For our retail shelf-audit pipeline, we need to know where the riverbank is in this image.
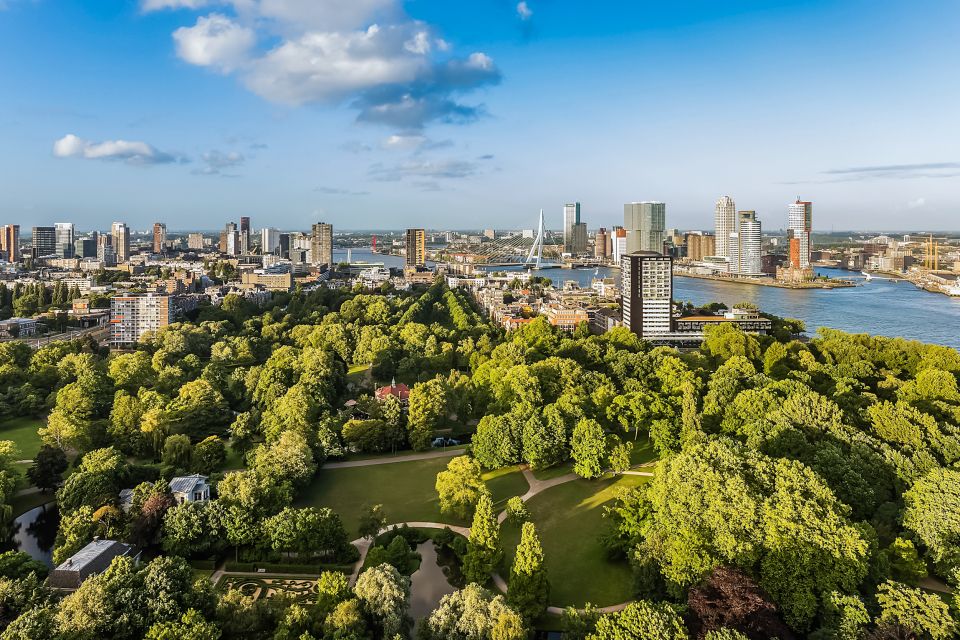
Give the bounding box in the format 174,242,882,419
674,270,857,289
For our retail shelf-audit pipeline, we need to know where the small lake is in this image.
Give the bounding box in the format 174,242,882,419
409,541,457,627
8,502,59,566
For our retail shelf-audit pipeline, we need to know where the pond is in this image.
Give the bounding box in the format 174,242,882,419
408,541,457,626
7,502,59,566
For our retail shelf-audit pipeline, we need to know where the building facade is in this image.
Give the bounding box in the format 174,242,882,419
311,222,333,267
563,202,581,253
220,222,239,256
111,222,130,262
623,202,666,254
1,225,19,263
787,199,813,269
405,228,426,267
595,227,610,258
239,216,251,255
685,232,716,261
714,196,736,259
55,222,75,258
261,228,280,254
187,233,205,250
32,226,56,258
621,251,673,337
732,210,763,275
152,223,166,253
110,293,173,348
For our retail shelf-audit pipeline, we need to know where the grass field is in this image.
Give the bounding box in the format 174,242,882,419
501,473,651,608
0,416,46,460
298,457,530,538
530,434,656,481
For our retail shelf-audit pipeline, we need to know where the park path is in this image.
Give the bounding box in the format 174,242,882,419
323,447,467,469
347,522,471,586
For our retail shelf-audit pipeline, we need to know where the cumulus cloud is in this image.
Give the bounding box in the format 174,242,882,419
52,134,185,165
516,1,532,20
153,0,500,130
195,149,245,175
174,13,256,72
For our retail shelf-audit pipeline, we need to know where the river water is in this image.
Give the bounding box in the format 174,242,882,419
338,249,960,351
8,502,59,565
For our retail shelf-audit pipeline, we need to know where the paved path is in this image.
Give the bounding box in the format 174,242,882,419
347,522,471,586
324,447,467,469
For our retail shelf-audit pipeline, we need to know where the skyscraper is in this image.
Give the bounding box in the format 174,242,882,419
732,210,762,275
621,251,673,337
612,227,627,265
32,226,56,258
54,222,74,258
714,196,736,259
110,293,173,348
787,199,813,269
563,202,581,253
571,222,587,255
1,225,19,263
220,222,239,256
240,216,251,255
262,228,280,254
595,228,609,259
311,222,333,267
187,233,204,250
278,233,291,259
152,223,166,253
111,222,130,262
405,228,426,267
623,202,666,254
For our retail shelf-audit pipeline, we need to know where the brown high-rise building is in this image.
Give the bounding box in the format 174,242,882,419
684,232,716,261
595,227,610,258
1,225,19,263
152,223,166,253
405,228,426,267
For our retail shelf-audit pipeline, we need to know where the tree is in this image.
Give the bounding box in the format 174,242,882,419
358,503,387,542
108,351,155,391
608,438,633,475
162,501,226,558
52,506,96,565
463,493,502,585
436,455,488,519
263,507,350,560
587,600,687,640
875,580,955,640
421,583,525,640
162,434,193,470
315,570,351,616
354,563,410,639
26,445,68,492
703,323,761,363
507,522,549,621
886,538,927,585
505,497,529,525
903,468,960,568
818,592,869,640
571,419,606,479
145,608,221,640
0,551,49,580
191,436,226,475
408,377,449,450
247,431,316,485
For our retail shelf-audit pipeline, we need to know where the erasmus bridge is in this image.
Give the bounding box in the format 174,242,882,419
468,209,562,270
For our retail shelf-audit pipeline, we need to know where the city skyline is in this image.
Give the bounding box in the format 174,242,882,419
3,1,960,230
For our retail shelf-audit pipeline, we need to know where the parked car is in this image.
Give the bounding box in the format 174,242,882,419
431,437,461,448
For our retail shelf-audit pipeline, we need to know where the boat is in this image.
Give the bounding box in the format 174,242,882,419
861,271,873,281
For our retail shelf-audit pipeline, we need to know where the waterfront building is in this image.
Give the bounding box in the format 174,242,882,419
571,222,587,255
732,211,763,275
311,222,333,267
261,228,280,254
788,199,813,269
111,222,130,262
32,226,56,258
620,251,673,337
110,293,174,347
405,228,426,267
563,202,581,253
714,196,736,258
55,222,75,258
1,225,19,263
595,227,610,259
684,232,715,261
152,223,166,254
187,233,205,250
612,227,627,265
624,202,666,254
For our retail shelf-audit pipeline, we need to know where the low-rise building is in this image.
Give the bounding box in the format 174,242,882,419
48,539,139,591
375,379,411,404
0,317,37,337
169,474,211,504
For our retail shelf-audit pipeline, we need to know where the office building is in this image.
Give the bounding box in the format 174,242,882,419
55,222,75,258
731,210,763,275
563,202,581,253
311,222,333,267
97,234,116,266
111,222,130,262
570,222,587,255
595,227,610,259
240,216,251,255
405,228,426,267
621,251,673,338
483,229,495,240
278,233,291,259
624,202,666,254
187,233,205,250
219,222,239,256
152,223,166,254
32,226,56,258
262,228,280,254
787,199,813,269
612,227,627,265
714,196,736,259
76,237,97,259
685,232,716,261
110,293,173,348
1,225,19,263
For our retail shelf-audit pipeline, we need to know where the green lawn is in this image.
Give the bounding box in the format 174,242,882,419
501,473,651,608
9,492,54,517
530,434,656,481
481,465,529,511
298,458,529,538
0,416,46,460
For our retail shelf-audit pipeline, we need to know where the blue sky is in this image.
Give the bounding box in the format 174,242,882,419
1,0,959,232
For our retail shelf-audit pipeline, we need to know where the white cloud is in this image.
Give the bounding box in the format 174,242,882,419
53,134,185,165
381,134,426,150
516,1,532,20
907,197,926,209
142,0,211,11
244,24,427,105
173,13,256,72
195,149,245,175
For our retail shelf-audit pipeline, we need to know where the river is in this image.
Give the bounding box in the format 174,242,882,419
7,502,59,565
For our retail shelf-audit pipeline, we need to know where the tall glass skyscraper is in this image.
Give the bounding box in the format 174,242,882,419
54,222,74,258
714,196,736,259
623,201,665,254
563,202,581,253
787,199,813,269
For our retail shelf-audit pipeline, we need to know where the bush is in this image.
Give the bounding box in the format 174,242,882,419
505,497,529,525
